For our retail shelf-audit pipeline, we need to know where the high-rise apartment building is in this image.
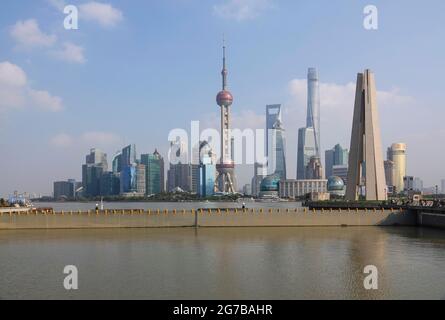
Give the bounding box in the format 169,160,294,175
387,143,407,194
141,150,165,196
297,127,316,179
82,149,107,197
325,144,348,178
54,179,77,199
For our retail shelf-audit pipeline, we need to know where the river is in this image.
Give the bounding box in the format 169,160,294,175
1,225,444,300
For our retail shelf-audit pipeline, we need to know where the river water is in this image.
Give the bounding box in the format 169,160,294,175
1,224,445,300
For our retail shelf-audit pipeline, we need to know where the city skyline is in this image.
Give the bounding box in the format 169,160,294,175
2,0,445,196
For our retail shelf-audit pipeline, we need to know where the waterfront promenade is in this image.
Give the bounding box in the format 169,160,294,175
0,207,417,230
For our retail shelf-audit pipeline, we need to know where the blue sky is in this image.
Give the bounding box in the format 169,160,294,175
1,0,445,196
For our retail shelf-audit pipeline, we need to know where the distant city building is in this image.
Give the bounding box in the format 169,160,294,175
167,163,191,192
112,151,122,174
82,149,107,197
53,179,77,199
251,162,267,197
86,148,108,171
266,104,282,157
387,143,407,194
403,176,414,193
327,176,345,197
266,105,286,179
441,179,445,194
243,184,251,196
346,70,386,201
136,164,146,195
198,141,216,198
141,150,165,196
120,145,137,194
99,172,120,196
268,117,287,180
279,179,327,199
297,127,316,179
413,177,423,192
332,165,348,186
384,160,395,192
120,164,137,194
325,144,348,178
259,175,280,200
305,156,323,180
190,164,200,194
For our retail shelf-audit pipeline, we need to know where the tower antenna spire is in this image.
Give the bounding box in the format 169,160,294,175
222,36,228,90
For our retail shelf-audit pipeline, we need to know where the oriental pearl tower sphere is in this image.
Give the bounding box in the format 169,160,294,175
215,43,236,194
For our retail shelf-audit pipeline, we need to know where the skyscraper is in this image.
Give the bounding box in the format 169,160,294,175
199,141,216,197
384,160,395,193
297,68,321,179
297,127,316,179
266,104,282,157
307,68,321,157
305,156,323,180
136,164,146,195
82,149,107,197
268,116,287,180
120,144,137,194
86,148,108,171
112,151,122,174
141,150,165,196
387,143,407,194
325,144,349,178
215,43,236,193
346,70,386,201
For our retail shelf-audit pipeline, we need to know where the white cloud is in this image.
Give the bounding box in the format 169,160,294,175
50,133,73,147
10,19,57,48
81,131,122,146
79,2,123,28
0,61,28,87
213,0,272,21
28,89,63,112
47,0,66,11
52,42,86,64
50,131,122,150
0,61,63,113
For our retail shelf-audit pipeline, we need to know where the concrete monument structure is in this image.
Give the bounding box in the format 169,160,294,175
346,70,386,201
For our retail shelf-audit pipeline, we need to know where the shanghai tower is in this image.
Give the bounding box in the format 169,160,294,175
307,68,320,157
297,68,321,179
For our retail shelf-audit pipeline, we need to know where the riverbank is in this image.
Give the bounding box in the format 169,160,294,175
0,208,416,230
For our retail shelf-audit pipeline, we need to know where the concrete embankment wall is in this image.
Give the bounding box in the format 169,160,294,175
417,211,445,229
0,208,416,230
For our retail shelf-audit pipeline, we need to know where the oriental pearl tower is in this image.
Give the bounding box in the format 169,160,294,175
215,43,236,193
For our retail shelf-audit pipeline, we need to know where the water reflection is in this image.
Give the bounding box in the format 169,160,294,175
0,227,444,300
